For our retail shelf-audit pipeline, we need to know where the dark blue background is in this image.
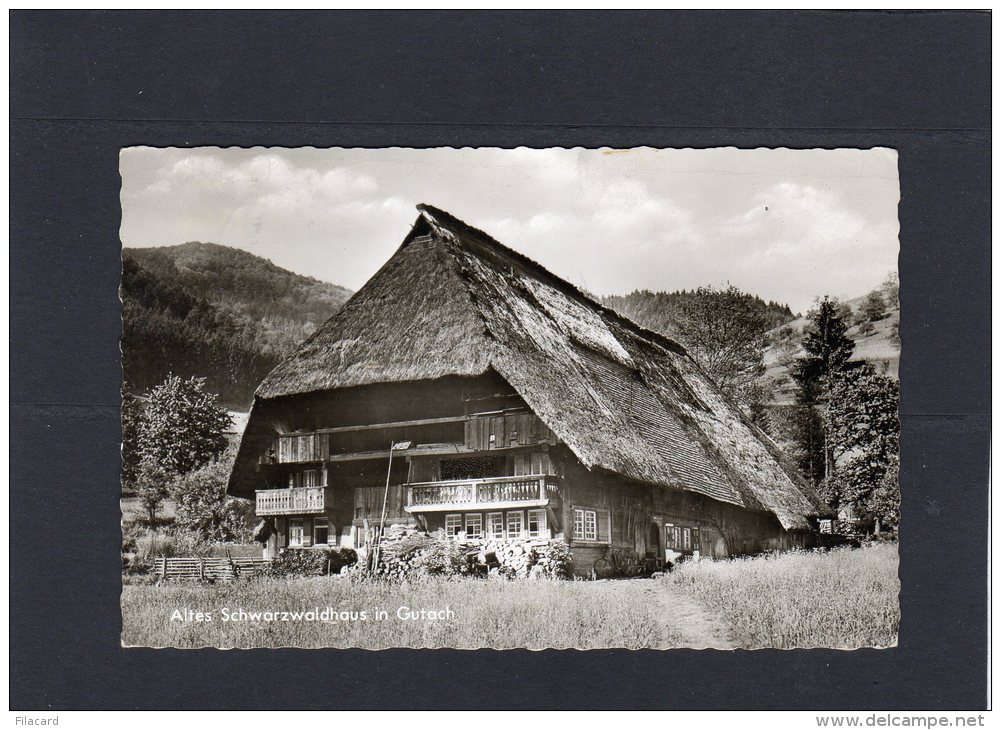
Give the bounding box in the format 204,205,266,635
10,10,990,710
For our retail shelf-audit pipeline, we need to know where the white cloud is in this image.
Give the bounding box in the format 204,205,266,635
120,147,899,312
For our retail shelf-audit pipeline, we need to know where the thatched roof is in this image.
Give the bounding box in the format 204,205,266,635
232,205,829,530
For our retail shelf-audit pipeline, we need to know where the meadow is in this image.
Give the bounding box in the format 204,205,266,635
121,542,899,650
665,541,900,649
121,574,661,649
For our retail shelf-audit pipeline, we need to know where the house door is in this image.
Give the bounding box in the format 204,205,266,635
646,522,661,558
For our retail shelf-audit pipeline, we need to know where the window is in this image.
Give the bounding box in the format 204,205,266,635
445,514,462,539
465,513,483,539
313,517,330,546
506,510,524,539
682,527,691,551
691,528,700,553
573,508,598,542
289,519,304,547
487,512,505,540
527,509,548,538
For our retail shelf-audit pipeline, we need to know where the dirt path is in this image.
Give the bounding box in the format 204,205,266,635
649,579,735,649
605,578,735,649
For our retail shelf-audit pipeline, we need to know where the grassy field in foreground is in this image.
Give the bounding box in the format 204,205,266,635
121,575,660,650
667,542,900,649
122,543,899,650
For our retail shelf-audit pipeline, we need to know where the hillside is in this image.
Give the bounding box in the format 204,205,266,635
599,289,795,342
122,242,351,409
762,293,900,405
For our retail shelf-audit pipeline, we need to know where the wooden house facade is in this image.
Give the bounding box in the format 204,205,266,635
228,205,830,575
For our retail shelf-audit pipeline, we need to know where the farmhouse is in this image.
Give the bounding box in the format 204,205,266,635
227,205,830,574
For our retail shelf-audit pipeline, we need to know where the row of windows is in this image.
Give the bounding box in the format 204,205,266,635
444,509,548,540
286,512,701,551
665,525,700,551
288,517,331,547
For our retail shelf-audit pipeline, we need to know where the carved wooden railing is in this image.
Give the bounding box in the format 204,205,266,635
256,487,325,516
407,475,558,508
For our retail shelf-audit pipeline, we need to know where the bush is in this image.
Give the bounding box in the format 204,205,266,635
535,539,572,579
857,320,876,337
171,453,254,542
256,547,358,578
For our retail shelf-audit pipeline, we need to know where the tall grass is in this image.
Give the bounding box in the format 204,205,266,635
665,542,900,649
121,544,900,650
121,575,661,650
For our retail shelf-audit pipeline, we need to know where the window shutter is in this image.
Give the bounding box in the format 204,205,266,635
596,509,611,543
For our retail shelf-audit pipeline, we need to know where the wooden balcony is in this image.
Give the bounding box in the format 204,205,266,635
405,475,558,513
256,487,325,516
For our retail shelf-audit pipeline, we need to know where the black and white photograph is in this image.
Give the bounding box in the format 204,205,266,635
12,9,990,714
119,146,902,650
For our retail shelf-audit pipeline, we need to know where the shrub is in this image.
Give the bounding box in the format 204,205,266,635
131,457,173,524
534,539,572,579
257,547,358,578
857,320,876,337
171,454,254,542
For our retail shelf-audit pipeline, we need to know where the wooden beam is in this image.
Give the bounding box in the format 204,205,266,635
328,444,473,462
282,415,467,437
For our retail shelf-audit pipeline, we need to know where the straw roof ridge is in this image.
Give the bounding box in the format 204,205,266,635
414,204,689,358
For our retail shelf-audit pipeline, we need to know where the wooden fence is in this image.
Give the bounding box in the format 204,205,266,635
152,557,271,582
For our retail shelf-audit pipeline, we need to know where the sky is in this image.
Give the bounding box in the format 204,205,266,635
120,147,899,314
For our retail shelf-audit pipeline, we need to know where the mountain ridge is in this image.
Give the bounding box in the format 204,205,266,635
122,241,352,409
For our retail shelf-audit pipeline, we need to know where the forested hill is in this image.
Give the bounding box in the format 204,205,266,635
122,242,352,409
599,289,796,341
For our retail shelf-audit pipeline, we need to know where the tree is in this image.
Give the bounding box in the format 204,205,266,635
881,271,900,309
789,297,856,485
136,374,232,477
868,456,901,531
171,452,253,541
121,387,144,486
861,290,888,322
133,457,172,524
672,285,769,414
767,403,827,487
825,364,900,521
792,297,855,401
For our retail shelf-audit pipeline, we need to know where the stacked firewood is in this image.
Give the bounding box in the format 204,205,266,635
359,526,572,579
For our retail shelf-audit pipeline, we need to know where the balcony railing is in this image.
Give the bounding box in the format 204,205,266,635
405,475,558,512
256,487,325,516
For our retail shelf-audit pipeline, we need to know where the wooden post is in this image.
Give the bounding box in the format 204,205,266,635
199,558,205,581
